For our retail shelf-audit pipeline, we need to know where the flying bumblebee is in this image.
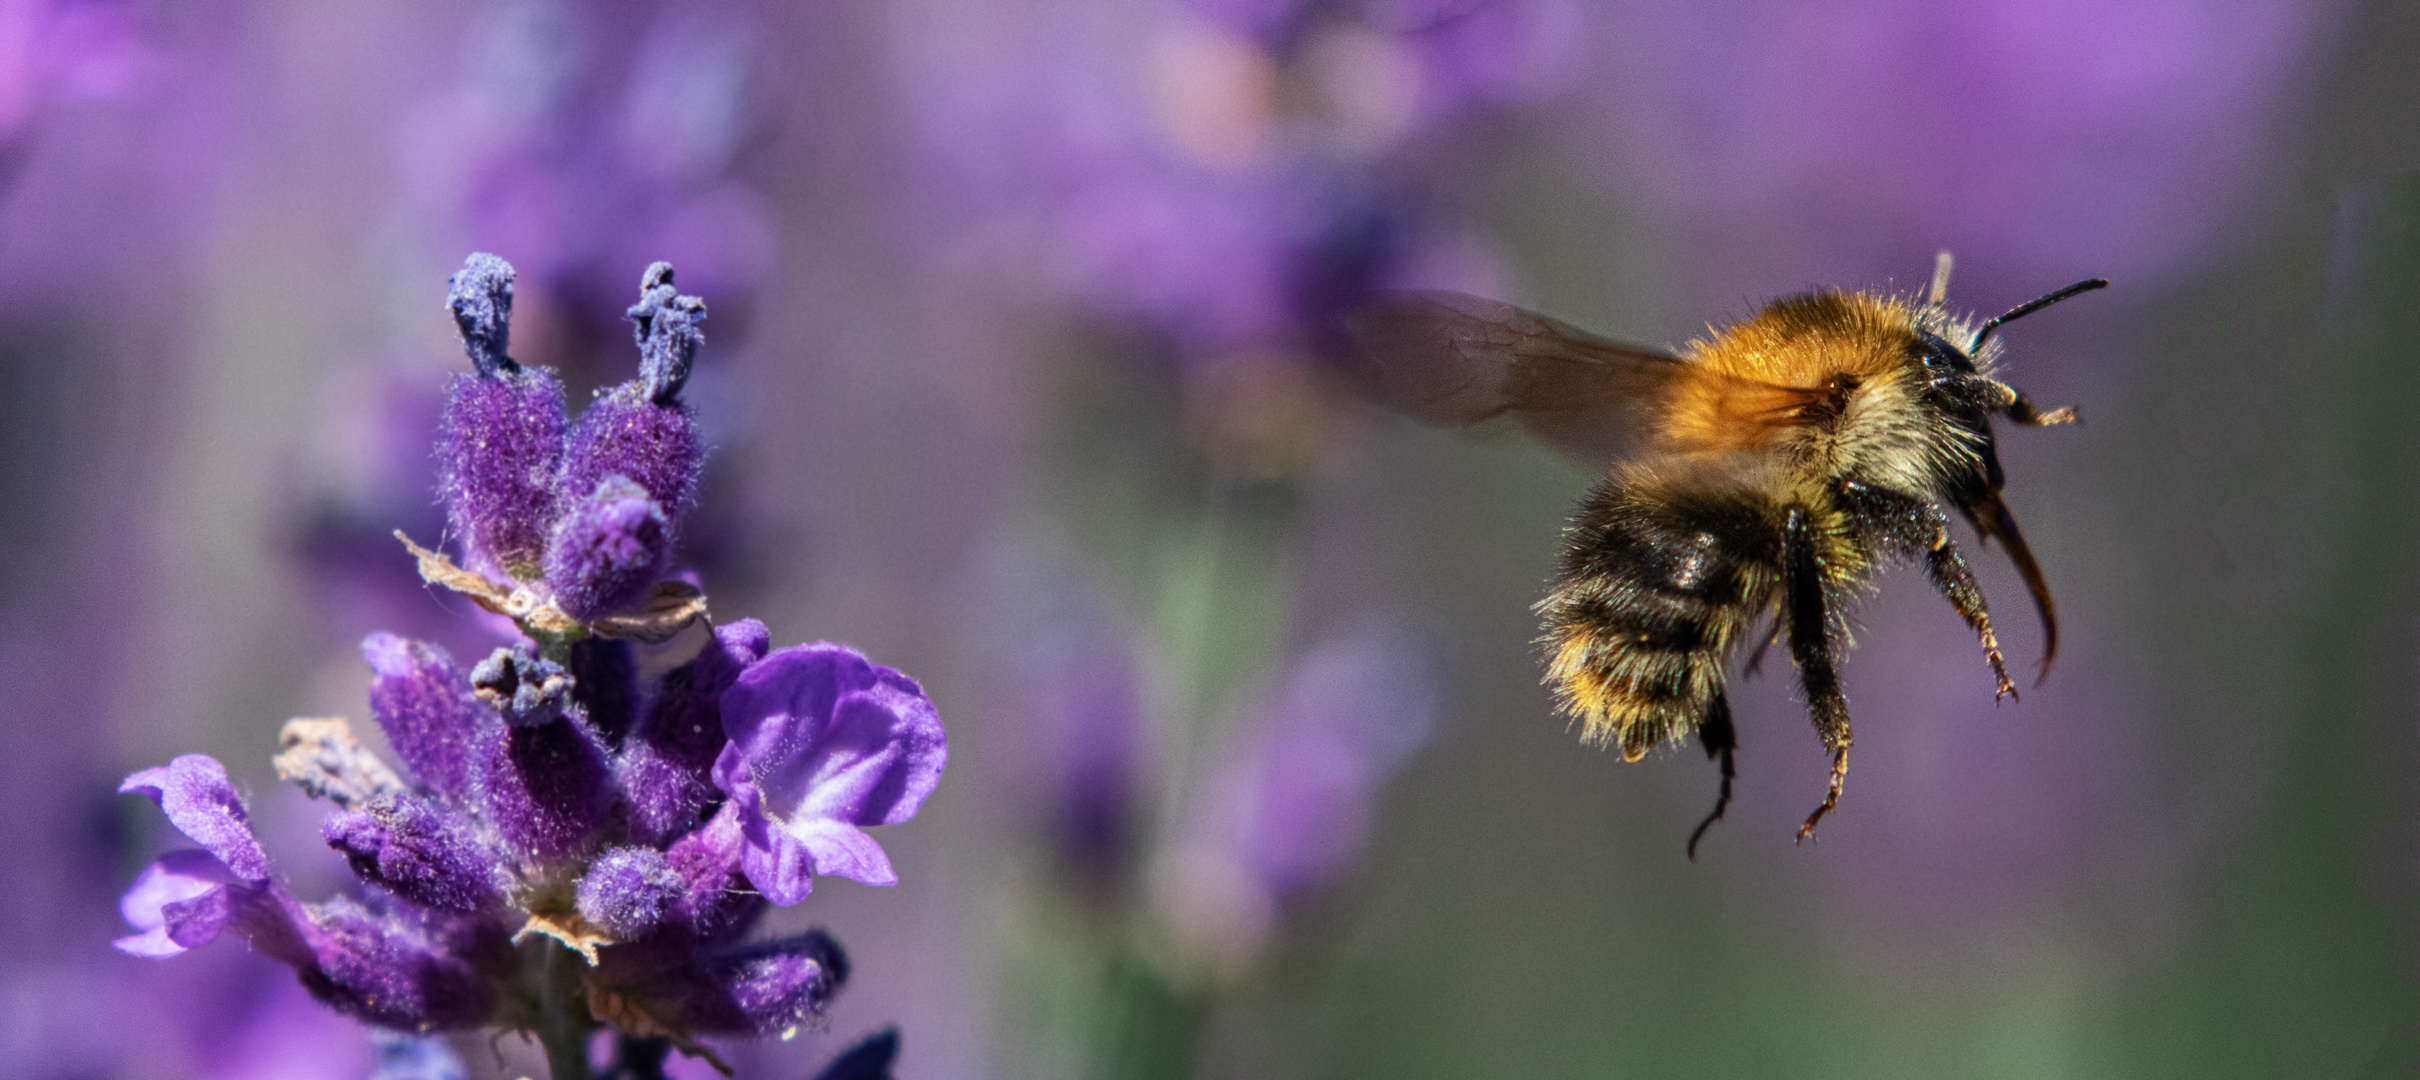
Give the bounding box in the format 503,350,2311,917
1340,254,2102,855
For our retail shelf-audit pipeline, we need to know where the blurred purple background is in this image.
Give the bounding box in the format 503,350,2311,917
7,0,2420,1076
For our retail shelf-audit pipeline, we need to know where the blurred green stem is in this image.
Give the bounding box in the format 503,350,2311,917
1095,952,1209,1080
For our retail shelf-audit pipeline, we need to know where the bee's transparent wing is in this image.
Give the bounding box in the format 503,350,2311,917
1340,290,1777,465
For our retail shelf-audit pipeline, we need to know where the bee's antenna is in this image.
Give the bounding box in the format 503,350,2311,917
1928,250,1955,308
1971,278,2108,351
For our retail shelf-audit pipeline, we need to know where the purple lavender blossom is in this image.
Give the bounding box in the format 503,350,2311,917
646,931,848,1037
545,476,673,623
437,254,570,580
912,0,1553,363
120,755,273,881
1151,622,1438,969
1220,624,1436,898
556,264,707,531
713,644,949,905
117,256,948,1078
364,633,490,801
113,849,254,959
413,2,774,321
621,619,771,844
323,796,506,913
576,846,682,940
470,645,619,861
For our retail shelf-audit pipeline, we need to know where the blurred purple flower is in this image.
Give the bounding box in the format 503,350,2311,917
713,644,950,906
1583,0,2340,285
1210,621,1437,898
970,542,1157,882
406,0,772,319
1150,621,1439,969
0,0,146,140
910,0,1563,361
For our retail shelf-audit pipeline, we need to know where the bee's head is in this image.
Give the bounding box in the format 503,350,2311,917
1908,329,2012,416
1909,275,2105,425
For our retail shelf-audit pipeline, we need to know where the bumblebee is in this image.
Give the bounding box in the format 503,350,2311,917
1341,254,2102,853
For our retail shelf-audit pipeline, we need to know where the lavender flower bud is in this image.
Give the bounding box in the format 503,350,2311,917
656,931,849,1037
658,802,761,940
300,898,495,1031
814,1028,901,1080
567,637,639,747
621,619,769,843
470,646,617,861
575,846,682,940
363,634,490,801
557,264,706,538
543,476,671,623
323,796,504,913
438,253,567,579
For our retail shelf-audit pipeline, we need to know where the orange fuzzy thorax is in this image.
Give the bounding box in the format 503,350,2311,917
1657,292,1926,458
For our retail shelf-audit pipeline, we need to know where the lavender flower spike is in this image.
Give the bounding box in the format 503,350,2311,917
713,644,947,905
438,253,568,579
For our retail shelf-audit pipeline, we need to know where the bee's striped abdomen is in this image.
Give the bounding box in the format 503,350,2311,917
1540,481,1783,758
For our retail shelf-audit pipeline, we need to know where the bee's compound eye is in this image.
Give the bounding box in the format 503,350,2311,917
1912,332,1975,375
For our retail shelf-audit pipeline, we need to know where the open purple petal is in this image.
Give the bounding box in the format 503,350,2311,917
712,643,945,903
114,850,241,957
120,755,271,881
715,644,946,827
787,818,896,889
114,849,319,969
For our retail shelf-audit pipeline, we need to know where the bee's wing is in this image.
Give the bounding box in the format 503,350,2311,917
1339,290,1811,465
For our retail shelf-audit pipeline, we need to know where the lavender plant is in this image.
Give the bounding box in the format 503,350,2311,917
115,254,945,1080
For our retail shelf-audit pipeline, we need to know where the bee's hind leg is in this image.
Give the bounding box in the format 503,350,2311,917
1784,508,1853,844
1687,690,1737,860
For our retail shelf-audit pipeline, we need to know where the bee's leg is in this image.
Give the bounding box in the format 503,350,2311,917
2003,391,2077,427
1923,512,2017,702
1783,508,1852,844
1956,490,2060,684
1687,690,1737,860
